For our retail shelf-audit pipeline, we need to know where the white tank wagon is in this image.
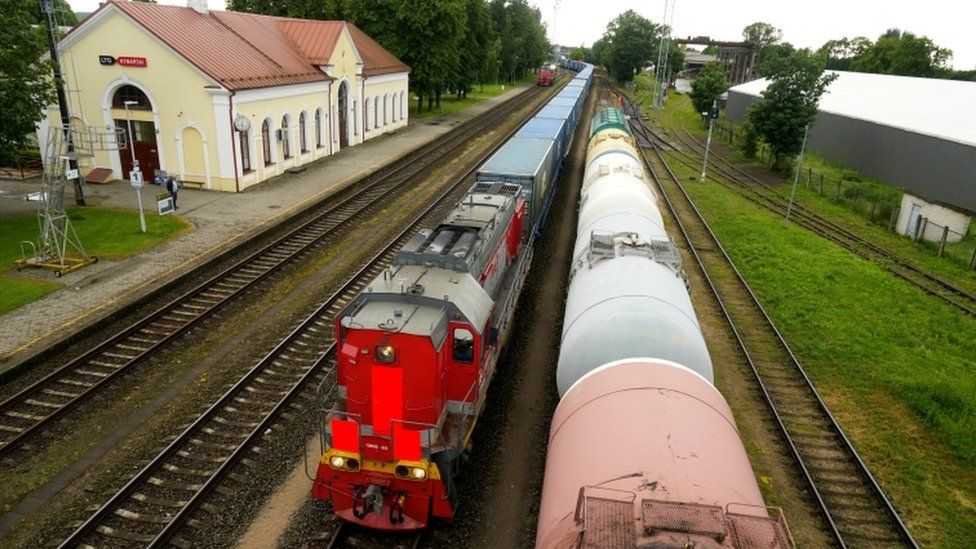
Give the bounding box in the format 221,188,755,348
556,121,712,396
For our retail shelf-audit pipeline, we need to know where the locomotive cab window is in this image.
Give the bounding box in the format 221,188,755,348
452,328,475,363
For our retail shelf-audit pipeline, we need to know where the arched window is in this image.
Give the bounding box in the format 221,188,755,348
315,108,323,148
374,97,380,129
364,97,370,131
383,95,388,126
112,85,151,110
239,128,251,172
299,111,308,153
262,119,272,165
281,115,291,158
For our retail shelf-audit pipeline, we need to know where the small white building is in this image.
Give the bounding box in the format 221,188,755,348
40,0,410,192
897,193,972,243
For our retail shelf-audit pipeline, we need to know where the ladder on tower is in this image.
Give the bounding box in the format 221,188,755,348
15,124,125,277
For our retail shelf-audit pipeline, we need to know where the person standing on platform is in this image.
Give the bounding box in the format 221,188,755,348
166,175,180,209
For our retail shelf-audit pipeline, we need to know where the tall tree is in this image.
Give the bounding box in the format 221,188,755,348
0,0,56,165
758,41,796,76
589,36,609,65
852,29,952,78
817,36,871,71
742,21,782,50
689,62,728,117
746,49,837,170
453,0,493,97
600,10,659,82
742,21,782,70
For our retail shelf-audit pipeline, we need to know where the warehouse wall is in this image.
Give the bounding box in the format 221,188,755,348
726,90,976,213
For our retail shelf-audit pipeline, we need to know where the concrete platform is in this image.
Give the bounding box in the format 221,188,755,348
0,84,531,371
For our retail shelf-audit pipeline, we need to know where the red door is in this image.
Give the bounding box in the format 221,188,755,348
116,119,160,179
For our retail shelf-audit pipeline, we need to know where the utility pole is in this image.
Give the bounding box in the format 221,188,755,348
40,0,85,206
786,125,810,221
700,100,717,182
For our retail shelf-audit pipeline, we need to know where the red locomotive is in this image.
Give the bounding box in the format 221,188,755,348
312,182,531,530
537,67,554,86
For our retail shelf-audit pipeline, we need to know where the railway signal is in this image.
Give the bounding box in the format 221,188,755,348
699,100,718,182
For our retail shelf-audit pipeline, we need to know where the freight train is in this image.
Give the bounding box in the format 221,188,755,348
311,63,594,530
535,109,795,548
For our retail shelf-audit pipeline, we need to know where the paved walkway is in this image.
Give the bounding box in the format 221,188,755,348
0,84,529,369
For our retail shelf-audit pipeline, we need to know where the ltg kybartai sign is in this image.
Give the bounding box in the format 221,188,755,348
99,55,148,67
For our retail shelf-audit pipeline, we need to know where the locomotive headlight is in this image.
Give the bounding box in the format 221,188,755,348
395,462,428,481
375,344,396,364
327,453,360,472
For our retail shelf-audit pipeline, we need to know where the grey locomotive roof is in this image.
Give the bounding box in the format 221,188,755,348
345,264,493,337
478,137,554,177
396,183,519,274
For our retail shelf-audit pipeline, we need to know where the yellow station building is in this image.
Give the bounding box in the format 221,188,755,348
41,0,410,192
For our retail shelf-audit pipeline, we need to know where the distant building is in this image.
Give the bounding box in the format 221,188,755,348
39,0,410,192
674,37,759,85
727,71,976,241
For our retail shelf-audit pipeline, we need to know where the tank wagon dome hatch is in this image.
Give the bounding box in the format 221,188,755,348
590,107,631,139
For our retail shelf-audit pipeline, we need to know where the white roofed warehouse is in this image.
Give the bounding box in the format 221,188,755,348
38,0,410,192
726,71,976,240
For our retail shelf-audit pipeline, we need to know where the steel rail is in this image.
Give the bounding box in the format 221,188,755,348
58,78,567,548
0,82,553,462
627,105,917,547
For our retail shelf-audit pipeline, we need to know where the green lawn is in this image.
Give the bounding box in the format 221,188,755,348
0,207,190,315
664,151,976,546
409,75,536,120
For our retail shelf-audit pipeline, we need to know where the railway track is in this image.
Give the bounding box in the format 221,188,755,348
630,111,917,547
55,80,562,549
637,96,976,317
0,81,560,464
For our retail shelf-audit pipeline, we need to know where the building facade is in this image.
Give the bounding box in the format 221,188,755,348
40,0,409,192
726,71,976,215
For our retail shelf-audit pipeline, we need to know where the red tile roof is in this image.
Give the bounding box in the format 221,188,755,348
101,1,408,91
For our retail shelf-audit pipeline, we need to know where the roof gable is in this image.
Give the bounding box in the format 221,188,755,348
274,19,347,66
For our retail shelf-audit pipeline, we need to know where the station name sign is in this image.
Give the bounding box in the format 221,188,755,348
99,55,148,68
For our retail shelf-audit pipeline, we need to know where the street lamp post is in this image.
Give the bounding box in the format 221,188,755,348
786,125,810,221
123,100,147,233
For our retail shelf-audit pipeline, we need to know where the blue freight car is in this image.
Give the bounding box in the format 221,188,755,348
536,104,577,144
547,97,583,127
477,137,557,235
516,117,569,160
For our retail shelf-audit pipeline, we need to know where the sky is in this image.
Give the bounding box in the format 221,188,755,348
67,0,975,70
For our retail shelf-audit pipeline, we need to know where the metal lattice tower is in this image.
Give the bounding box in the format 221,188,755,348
653,0,676,108
17,124,125,276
